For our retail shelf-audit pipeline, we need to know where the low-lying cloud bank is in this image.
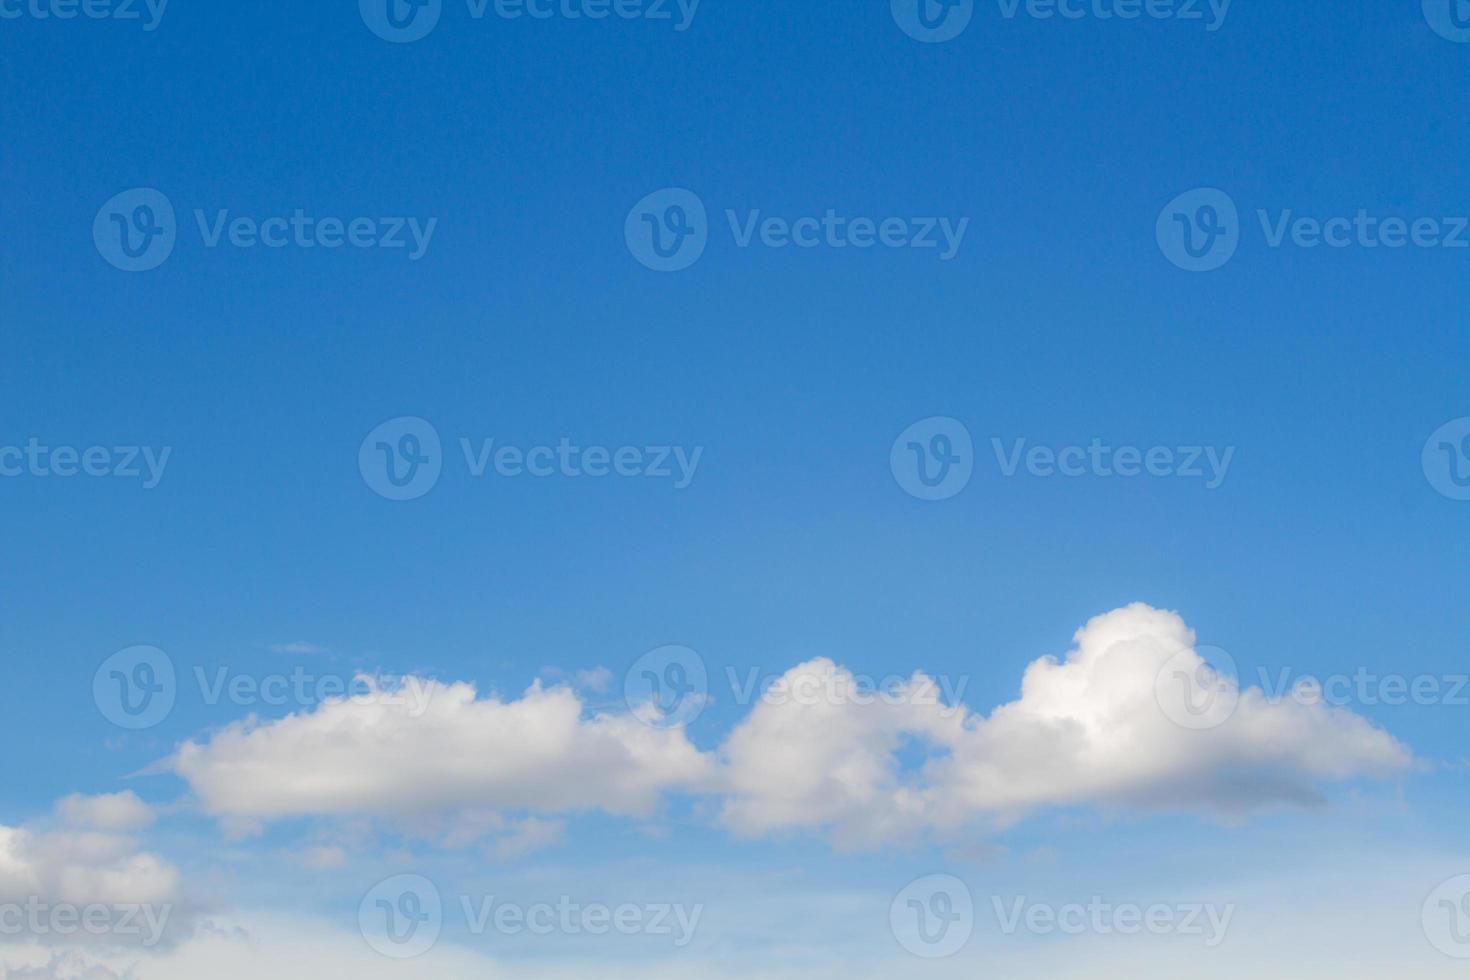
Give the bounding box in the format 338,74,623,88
0,795,185,953
165,604,1412,849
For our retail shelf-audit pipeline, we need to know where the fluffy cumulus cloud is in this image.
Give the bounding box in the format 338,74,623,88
164,606,1411,850
0,810,184,955
54,793,155,834
717,604,1411,845
170,678,713,834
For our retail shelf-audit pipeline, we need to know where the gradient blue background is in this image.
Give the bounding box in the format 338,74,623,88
1,0,1466,906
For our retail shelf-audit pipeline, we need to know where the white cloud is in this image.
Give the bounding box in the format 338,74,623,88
718,603,1412,846
0,814,184,954
55,793,155,834
0,826,179,910
165,606,1412,851
170,678,712,829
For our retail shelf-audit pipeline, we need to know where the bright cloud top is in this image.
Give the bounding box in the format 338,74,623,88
720,603,1411,845
166,605,1412,848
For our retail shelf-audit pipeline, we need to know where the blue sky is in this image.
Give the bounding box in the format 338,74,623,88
2,1,1470,976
